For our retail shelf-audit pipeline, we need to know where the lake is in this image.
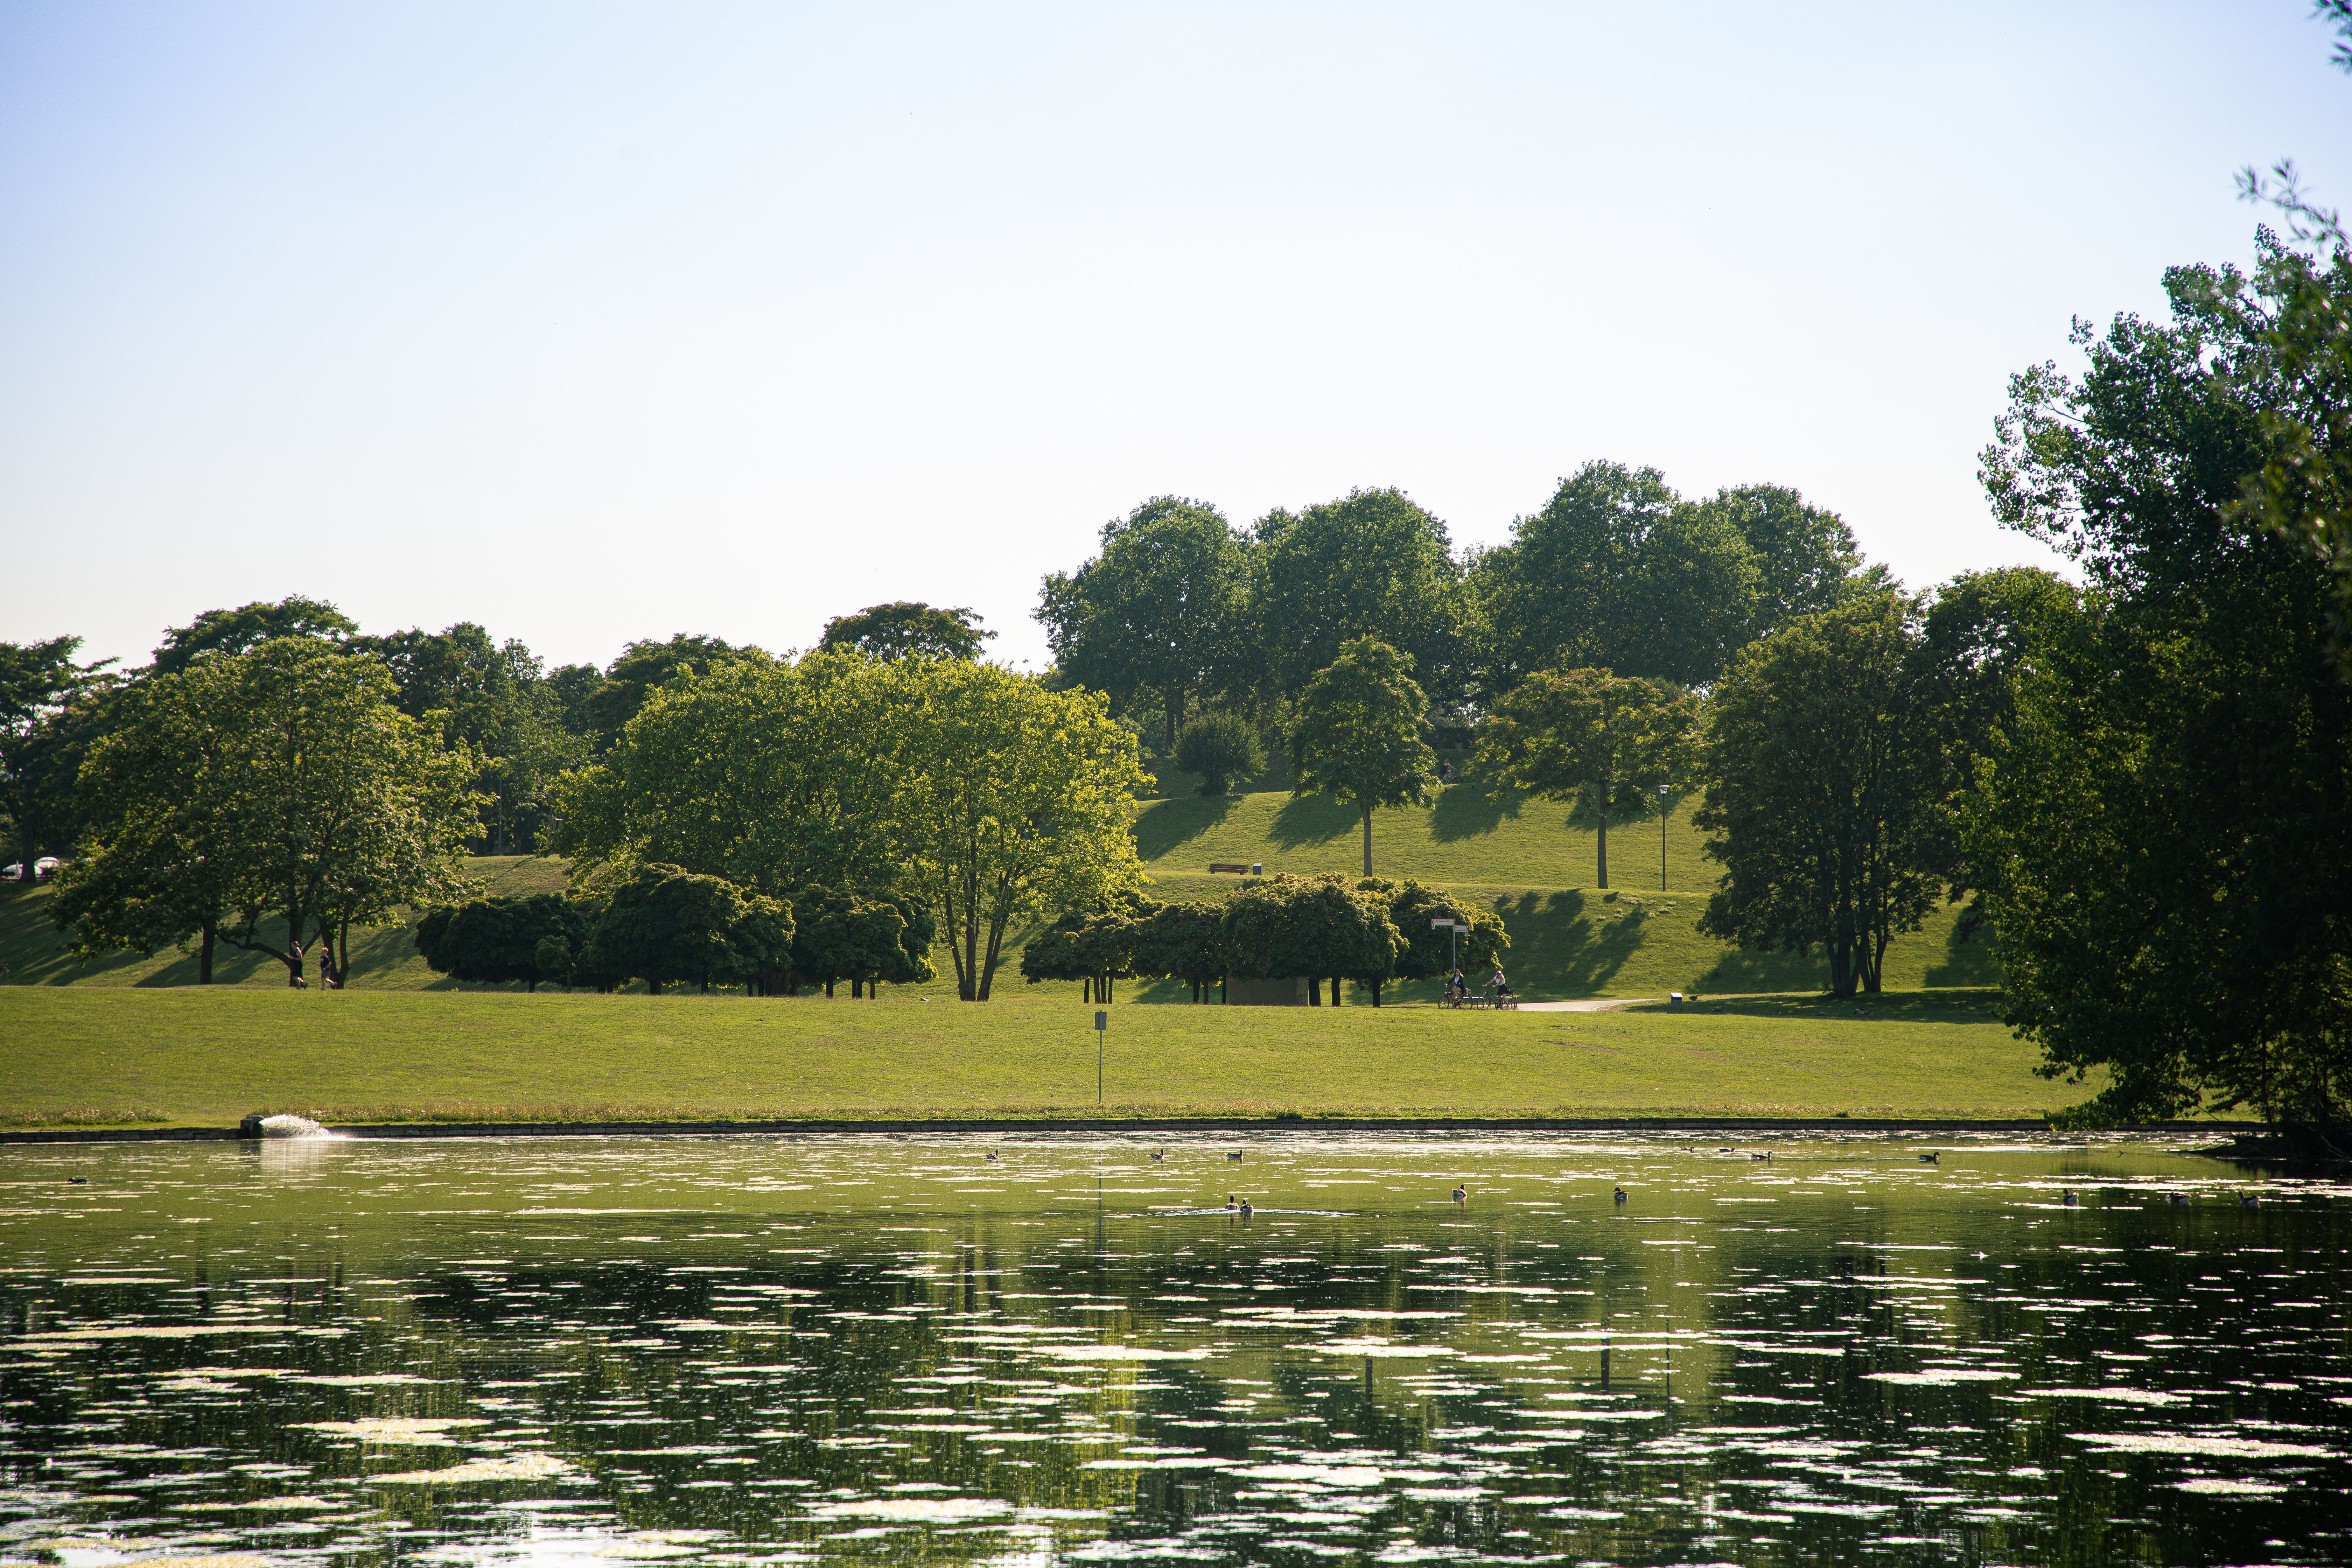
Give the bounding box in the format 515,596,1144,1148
2,1132,2345,1567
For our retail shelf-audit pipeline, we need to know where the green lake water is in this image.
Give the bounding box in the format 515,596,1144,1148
1,1133,2345,1567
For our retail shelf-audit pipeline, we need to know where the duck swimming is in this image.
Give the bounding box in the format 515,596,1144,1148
1150,1151,1164,1161
2062,1190,2080,1206
1224,1194,1238,1211
1613,1186,1628,1204
1451,1184,1467,1202
1919,1152,1939,1164
1239,1196,1254,1215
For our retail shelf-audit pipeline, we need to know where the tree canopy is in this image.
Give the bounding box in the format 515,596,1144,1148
1255,489,1467,702
1472,462,1759,693
1475,666,1696,890
1036,497,1251,747
818,602,994,662
576,863,794,995
1288,637,1438,877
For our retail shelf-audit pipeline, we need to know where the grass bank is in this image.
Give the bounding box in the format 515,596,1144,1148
0,985,2119,1129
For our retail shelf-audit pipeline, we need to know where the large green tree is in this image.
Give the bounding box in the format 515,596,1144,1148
549,651,903,897
1036,497,1251,748
1219,874,1403,1007
57,639,482,985
0,635,110,882
1676,483,1880,643
889,661,1148,1000
1474,666,1696,889
1287,637,1438,878
578,863,794,995
582,634,744,747
1694,595,1944,996
818,602,994,662
149,597,357,677
415,894,595,991
1253,489,1468,702
1472,462,1758,694
1363,876,1509,1001
1968,242,2352,1124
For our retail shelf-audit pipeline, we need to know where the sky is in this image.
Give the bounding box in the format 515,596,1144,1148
3,2,2348,677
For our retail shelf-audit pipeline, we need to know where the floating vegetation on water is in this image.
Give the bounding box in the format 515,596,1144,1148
0,1133,2339,1567
368,1454,574,1484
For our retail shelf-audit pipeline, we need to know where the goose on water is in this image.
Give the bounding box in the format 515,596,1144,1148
1239,1196,1254,1214
1451,1184,1467,1202
1228,1151,1244,1162
2168,1193,2190,1204
2062,1190,2080,1206
2241,1193,2260,1206
1224,1194,1239,1211
1919,1152,1939,1164
1613,1186,1628,1204
1151,1151,1164,1161
1750,1152,1770,1162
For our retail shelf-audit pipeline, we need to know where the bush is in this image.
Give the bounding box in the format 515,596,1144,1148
1175,711,1264,795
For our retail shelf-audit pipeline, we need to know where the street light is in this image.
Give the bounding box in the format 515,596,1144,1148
1658,783,1671,890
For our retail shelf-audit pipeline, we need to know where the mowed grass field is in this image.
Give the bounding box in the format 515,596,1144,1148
0,783,1999,1001
0,985,2103,1129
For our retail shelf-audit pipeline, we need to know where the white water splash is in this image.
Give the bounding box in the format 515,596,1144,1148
259,1113,332,1139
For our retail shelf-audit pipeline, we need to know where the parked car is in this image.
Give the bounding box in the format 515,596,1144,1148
1,857,62,880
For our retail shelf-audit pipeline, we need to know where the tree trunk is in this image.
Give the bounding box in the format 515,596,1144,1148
337,915,350,986
825,978,834,998
1330,974,1342,1007
1596,802,1609,889
1308,977,1321,1006
1168,688,1184,754
198,920,215,985
1371,979,1382,1007
648,978,662,995
1361,804,1373,877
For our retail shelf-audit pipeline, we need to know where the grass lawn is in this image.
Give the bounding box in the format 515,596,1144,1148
2,786,2001,1001
0,984,2125,1130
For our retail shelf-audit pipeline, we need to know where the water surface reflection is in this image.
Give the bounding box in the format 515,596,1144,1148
1,1133,2344,1567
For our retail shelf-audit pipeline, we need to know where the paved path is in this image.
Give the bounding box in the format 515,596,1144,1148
1516,997,1658,1013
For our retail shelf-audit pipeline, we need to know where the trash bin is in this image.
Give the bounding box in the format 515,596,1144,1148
1669,992,1684,1011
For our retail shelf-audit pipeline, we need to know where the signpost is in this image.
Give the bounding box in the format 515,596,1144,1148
1094,1010,1108,1105
1659,783,1671,890
1432,917,1469,989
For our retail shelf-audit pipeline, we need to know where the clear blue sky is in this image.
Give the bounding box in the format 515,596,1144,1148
4,2,2347,676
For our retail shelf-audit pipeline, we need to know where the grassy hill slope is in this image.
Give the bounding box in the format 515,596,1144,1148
0,783,2002,1001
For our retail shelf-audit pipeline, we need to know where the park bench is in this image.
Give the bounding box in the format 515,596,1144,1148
1208,862,1253,875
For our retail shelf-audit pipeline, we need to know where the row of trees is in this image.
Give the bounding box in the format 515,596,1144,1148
1035,471,1881,751
1020,875,1508,1007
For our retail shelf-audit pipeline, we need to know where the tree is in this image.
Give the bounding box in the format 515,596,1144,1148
1676,483,1880,643
1288,637,1438,878
1,635,109,882
582,634,743,747
1174,710,1262,795
789,886,932,997
1219,874,1403,1006
1471,462,1758,694
888,661,1148,1000
1129,899,1226,1002
149,597,356,677
1036,497,1251,748
1018,896,1146,1003
819,602,994,662
577,863,794,994
1966,244,2352,1125
1363,877,1508,1001
1693,595,1943,997
414,894,595,991
548,651,904,897
1253,489,1468,703
55,639,482,987
1474,666,1696,889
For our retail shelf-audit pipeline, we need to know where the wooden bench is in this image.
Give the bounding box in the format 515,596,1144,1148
1208,862,1252,874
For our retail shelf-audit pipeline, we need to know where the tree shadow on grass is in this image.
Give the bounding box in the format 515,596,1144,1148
1488,890,1647,996
1133,795,1243,863
1690,947,1836,996
1429,784,1524,843
1624,988,2004,1022
1923,918,2003,987
1271,793,1357,850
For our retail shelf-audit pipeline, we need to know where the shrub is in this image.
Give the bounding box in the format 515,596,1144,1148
1175,711,1264,795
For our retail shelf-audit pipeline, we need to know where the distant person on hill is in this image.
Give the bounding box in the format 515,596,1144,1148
1490,966,1513,1004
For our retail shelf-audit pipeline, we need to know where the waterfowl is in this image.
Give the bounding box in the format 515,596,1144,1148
1613,1186,1628,1204
1225,1194,1239,1211
2240,1193,2260,1207
1919,1152,1939,1164
1228,1151,1244,1162
986,1151,998,1162
67,1177,88,1185
2168,1193,2190,1205
1151,1151,1164,1161
1239,1196,1254,1215
1750,1151,1770,1162
1451,1184,1467,1202
2061,1190,2080,1206
1716,1147,1733,1154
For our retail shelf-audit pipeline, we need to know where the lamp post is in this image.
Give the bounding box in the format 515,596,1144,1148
1658,783,1671,890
